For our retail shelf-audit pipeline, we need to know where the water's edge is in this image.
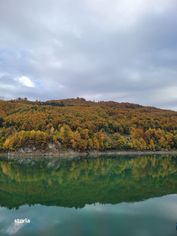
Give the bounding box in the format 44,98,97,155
1,150,177,160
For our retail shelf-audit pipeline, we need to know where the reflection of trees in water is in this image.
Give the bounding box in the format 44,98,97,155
0,155,177,209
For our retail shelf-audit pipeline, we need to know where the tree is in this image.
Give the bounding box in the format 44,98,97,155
0,117,4,127
3,130,52,150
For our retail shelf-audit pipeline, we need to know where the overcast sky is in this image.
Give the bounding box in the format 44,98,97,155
0,0,177,110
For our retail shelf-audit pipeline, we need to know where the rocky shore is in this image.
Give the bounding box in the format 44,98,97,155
0,150,177,161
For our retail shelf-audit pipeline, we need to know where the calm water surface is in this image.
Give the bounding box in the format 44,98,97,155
0,155,177,236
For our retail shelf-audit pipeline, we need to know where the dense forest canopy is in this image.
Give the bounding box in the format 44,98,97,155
0,97,177,152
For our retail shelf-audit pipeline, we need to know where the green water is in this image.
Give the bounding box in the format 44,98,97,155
0,155,177,235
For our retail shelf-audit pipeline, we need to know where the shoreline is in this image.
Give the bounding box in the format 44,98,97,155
1,150,177,160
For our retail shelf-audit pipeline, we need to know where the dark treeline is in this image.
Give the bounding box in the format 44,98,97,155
0,98,177,152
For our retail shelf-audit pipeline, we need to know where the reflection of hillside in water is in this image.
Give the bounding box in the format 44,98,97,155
0,155,177,209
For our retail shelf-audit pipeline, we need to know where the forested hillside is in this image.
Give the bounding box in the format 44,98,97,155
0,98,177,152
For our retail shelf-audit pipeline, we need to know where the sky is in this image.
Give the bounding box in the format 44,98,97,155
0,0,177,110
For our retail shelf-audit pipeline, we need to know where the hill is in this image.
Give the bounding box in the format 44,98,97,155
0,98,177,152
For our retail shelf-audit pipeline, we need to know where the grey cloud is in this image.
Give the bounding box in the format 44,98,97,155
0,0,177,110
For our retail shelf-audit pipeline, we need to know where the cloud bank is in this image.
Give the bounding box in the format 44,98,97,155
0,0,177,110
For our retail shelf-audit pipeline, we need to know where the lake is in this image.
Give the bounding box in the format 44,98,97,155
0,154,177,236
